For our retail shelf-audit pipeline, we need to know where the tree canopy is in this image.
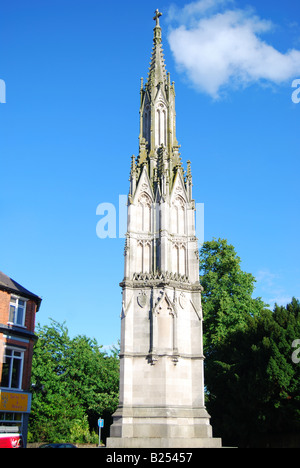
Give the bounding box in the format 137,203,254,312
200,238,266,353
200,239,300,447
29,320,119,444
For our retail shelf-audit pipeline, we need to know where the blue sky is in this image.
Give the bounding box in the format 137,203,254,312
0,0,299,348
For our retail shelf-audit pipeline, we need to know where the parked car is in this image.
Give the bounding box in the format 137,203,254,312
39,443,77,448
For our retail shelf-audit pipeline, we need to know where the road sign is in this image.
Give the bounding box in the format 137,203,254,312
98,418,104,447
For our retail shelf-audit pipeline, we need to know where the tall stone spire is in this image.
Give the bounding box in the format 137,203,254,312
148,9,167,88
136,10,182,195
107,10,222,449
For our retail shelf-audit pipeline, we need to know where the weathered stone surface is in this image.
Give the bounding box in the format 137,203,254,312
106,10,221,449
107,437,222,448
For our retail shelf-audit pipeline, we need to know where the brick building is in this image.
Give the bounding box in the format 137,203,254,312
0,271,41,447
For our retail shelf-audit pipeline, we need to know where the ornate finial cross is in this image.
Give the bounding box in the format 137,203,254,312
153,9,162,27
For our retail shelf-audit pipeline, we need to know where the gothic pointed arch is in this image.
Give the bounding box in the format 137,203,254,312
108,9,220,448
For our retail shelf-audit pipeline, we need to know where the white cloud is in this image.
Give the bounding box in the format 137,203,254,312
255,269,278,288
267,295,293,308
254,269,293,309
167,0,300,98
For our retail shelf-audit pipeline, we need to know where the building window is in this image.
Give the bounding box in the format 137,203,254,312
9,296,27,327
1,348,24,389
0,412,23,432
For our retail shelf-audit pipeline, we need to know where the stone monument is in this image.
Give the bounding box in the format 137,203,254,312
106,10,222,448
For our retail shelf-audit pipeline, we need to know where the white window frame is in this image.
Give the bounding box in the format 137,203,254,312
8,296,28,327
0,411,23,432
2,347,24,390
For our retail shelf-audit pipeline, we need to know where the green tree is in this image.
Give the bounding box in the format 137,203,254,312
205,300,300,446
199,238,266,353
199,239,300,446
29,320,119,443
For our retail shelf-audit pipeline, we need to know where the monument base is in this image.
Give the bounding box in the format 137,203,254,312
106,437,222,448
106,405,222,448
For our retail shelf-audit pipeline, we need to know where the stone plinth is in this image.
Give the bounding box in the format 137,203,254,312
106,405,222,448
106,437,222,448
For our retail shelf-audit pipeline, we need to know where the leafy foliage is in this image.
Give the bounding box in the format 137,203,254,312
200,239,300,447
29,320,119,443
200,238,266,353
